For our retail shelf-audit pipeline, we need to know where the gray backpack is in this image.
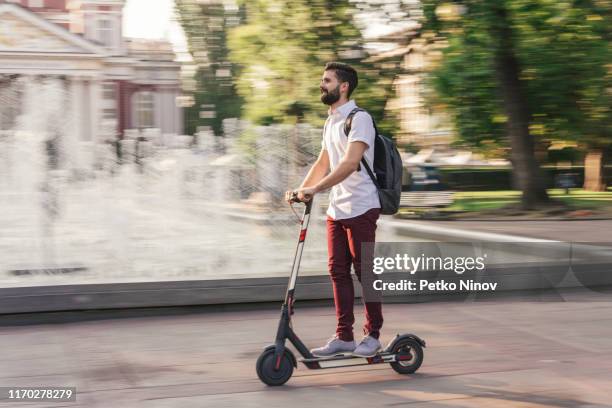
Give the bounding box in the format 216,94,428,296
344,108,403,215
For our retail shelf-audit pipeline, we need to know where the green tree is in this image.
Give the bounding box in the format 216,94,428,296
422,0,611,205
510,0,611,191
226,0,402,135
423,1,549,208
175,0,245,135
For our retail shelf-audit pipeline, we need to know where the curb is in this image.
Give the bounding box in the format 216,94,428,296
381,218,556,243
2,260,610,314
0,276,332,314
396,216,612,222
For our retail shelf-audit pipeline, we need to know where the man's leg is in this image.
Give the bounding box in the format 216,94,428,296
345,208,383,339
326,215,355,342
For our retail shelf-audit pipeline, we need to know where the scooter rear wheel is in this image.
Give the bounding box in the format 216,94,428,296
256,349,294,386
390,338,423,374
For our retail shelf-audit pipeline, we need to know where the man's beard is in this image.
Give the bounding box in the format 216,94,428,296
320,84,341,105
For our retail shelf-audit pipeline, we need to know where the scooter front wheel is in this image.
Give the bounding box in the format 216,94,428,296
256,349,294,386
390,338,424,374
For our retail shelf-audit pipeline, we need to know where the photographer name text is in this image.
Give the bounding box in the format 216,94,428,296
373,279,498,292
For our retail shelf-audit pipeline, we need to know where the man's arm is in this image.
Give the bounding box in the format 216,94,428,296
285,148,330,203
314,141,367,192
300,148,330,189
295,141,367,201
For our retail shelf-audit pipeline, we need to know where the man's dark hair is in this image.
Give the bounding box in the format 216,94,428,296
324,62,358,97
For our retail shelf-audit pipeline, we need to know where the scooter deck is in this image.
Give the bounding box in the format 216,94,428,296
299,351,394,363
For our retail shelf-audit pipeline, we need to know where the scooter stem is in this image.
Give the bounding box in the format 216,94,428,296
284,198,313,306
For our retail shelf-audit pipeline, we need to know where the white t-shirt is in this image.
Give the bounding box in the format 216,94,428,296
321,100,381,220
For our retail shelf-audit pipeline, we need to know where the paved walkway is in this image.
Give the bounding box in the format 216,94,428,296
1,291,611,407
404,219,612,242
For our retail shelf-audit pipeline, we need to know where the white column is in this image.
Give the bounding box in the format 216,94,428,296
78,77,92,169
175,90,183,135
89,77,101,143
67,76,85,172
154,90,163,132
166,92,174,134
87,77,102,169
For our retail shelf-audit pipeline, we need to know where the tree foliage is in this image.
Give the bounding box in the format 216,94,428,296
423,0,611,151
226,0,402,134
175,0,246,135
421,0,611,202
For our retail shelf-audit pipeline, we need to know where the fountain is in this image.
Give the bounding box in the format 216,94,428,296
0,79,315,287
0,76,407,289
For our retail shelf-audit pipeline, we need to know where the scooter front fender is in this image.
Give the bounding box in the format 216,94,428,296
263,344,298,368
385,333,426,352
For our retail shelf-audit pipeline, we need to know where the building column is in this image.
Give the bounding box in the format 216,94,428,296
89,77,101,143
117,80,136,138
175,90,183,135
89,77,103,168
74,76,94,170
159,87,182,135
154,89,163,131
67,75,85,172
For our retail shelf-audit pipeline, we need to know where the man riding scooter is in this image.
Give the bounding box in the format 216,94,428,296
286,62,383,358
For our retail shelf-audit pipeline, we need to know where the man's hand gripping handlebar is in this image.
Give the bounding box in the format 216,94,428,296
284,190,313,223
284,189,314,205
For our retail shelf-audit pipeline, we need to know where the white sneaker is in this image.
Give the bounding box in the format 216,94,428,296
310,335,356,357
353,335,382,357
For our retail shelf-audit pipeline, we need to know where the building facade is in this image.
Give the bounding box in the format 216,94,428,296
0,0,183,144
369,25,454,151
388,37,454,150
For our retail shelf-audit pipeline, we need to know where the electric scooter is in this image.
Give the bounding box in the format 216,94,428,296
256,192,425,386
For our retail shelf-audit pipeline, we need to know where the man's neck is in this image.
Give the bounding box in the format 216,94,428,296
329,97,350,114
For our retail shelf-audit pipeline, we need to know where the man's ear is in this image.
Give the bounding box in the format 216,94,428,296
341,82,349,97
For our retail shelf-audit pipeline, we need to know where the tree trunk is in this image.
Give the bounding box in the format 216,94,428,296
490,3,549,209
584,149,605,191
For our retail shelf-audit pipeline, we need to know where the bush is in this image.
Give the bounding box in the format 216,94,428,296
432,167,585,191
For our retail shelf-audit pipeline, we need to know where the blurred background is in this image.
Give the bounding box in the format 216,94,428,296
0,0,610,294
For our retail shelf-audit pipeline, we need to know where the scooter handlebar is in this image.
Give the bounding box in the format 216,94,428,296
289,191,301,203
286,191,313,215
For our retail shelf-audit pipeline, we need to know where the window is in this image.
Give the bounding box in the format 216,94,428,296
102,82,116,120
102,82,117,101
135,91,154,128
103,108,116,120
102,82,116,100
97,19,113,47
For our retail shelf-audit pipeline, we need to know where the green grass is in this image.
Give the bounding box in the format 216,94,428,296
548,189,612,209
400,188,612,214
450,189,612,212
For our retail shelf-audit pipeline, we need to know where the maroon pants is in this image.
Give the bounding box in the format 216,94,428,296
327,208,383,342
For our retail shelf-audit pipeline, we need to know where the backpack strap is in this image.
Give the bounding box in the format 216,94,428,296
344,108,380,189
344,108,380,140
343,108,364,137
